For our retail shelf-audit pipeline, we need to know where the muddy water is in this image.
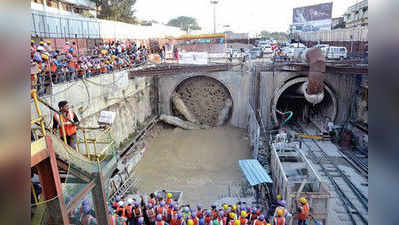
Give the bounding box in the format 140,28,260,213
134,125,251,207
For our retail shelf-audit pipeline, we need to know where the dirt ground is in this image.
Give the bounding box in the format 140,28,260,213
134,125,251,207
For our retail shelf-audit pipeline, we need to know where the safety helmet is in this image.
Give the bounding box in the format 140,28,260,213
174,205,179,211
127,198,133,205
223,204,228,210
299,197,307,204
134,202,139,208
118,201,124,207
41,54,49,60
167,193,173,198
205,210,211,216
234,220,240,225
46,40,51,44
31,40,35,44
188,219,194,225
199,218,205,225
241,211,247,218
277,209,284,217
276,195,281,200
138,217,144,224
177,212,183,219
184,207,190,213
160,201,165,207
252,207,257,212
191,207,196,213
259,215,265,221
156,214,163,221
39,41,44,45
82,199,89,206
213,220,219,225
197,204,202,210
229,212,235,219
148,203,153,209
219,211,224,217
156,193,162,199
232,205,237,211
246,207,250,212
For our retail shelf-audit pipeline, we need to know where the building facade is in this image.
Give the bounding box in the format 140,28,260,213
343,0,368,28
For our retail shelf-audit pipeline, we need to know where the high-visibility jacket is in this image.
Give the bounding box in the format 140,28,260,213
134,207,143,217
157,206,167,220
212,210,219,219
252,219,266,225
53,110,77,137
125,205,133,219
273,217,285,225
80,214,96,225
221,217,227,225
240,217,248,225
196,210,203,218
298,203,309,221
147,208,156,222
117,206,126,218
166,198,173,205
148,198,156,206
175,218,185,225
192,217,199,225
156,221,165,225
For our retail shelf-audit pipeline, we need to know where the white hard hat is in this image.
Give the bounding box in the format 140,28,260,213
118,201,124,207
127,198,133,204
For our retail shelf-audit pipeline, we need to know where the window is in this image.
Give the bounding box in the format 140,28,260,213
340,48,346,52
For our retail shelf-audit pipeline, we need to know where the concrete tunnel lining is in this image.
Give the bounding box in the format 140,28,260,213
271,77,338,125
170,75,234,127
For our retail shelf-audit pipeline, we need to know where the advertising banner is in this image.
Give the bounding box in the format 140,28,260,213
178,52,209,65
292,2,333,32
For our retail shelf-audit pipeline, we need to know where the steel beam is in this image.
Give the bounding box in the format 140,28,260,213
66,179,96,213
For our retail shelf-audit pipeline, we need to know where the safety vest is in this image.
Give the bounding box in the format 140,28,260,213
220,217,227,225
240,217,248,225
156,221,165,225
134,207,143,217
125,205,133,219
80,214,95,225
298,203,309,221
192,217,199,225
148,199,156,206
53,110,77,137
117,206,126,218
171,211,178,220
176,218,185,225
212,211,219,219
166,198,172,205
196,210,203,218
147,208,156,222
273,217,285,225
157,206,167,219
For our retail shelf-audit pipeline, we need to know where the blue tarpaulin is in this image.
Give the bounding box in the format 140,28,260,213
238,159,273,186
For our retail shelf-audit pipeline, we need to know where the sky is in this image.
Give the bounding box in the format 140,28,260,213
134,0,360,34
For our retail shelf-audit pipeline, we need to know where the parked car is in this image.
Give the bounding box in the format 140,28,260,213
326,46,348,60
263,45,273,54
313,44,329,57
249,47,263,58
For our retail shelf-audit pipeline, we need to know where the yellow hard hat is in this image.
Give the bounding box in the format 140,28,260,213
31,40,35,44
234,220,240,225
241,211,246,218
277,209,283,216
167,193,172,198
232,205,237,210
40,41,44,45
277,194,281,200
223,204,228,210
112,55,116,59
299,197,307,204
188,219,194,225
229,213,235,219
46,40,51,44
41,54,49,60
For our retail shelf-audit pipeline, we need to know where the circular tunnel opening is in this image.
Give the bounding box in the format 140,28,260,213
273,78,337,126
171,76,233,127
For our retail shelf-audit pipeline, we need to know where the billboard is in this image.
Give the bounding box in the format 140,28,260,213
292,2,333,32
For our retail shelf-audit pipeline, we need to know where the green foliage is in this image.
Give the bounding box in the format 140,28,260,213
167,16,202,33
260,31,289,41
93,0,138,24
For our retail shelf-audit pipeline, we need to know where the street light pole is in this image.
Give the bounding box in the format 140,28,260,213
211,0,219,33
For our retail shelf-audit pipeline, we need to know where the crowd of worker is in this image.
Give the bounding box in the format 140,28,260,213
70,192,310,225
30,39,150,95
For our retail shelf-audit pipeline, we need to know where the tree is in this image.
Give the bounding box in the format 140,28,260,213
93,0,138,24
167,16,202,33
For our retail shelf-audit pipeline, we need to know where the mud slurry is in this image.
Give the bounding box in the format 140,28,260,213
134,126,251,207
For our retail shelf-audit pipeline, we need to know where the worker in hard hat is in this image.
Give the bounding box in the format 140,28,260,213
229,219,240,225
156,214,169,225
190,215,200,225
80,204,97,225
157,201,168,220
125,199,134,225
182,206,191,220
239,211,248,225
297,197,309,225
53,100,80,149
166,193,173,205
252,214,267,225
232,205,238,214
196,204,203,218
273,200,291,219
169,205,179,225
116,201,126,218
272,209,285,225
146,203,156,225
134,202,143,225
218,210,227,225
204,210,213,225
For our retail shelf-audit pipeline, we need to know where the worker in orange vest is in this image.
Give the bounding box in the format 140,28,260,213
252,215,267,225
175,213,186,225
218,210,227,225
148,193,157,206
272,209,285,225
297,197,309,225
196,204,203,218
166,193,173,205
133,202,143,224
116,201,126,218
156,214,169,225
239,211,248,225
156,201,168,221
190,215,199,225
204,210,212,225
147,203,157,225
52,100,79,149
125,199,134,225
169,205,179,225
